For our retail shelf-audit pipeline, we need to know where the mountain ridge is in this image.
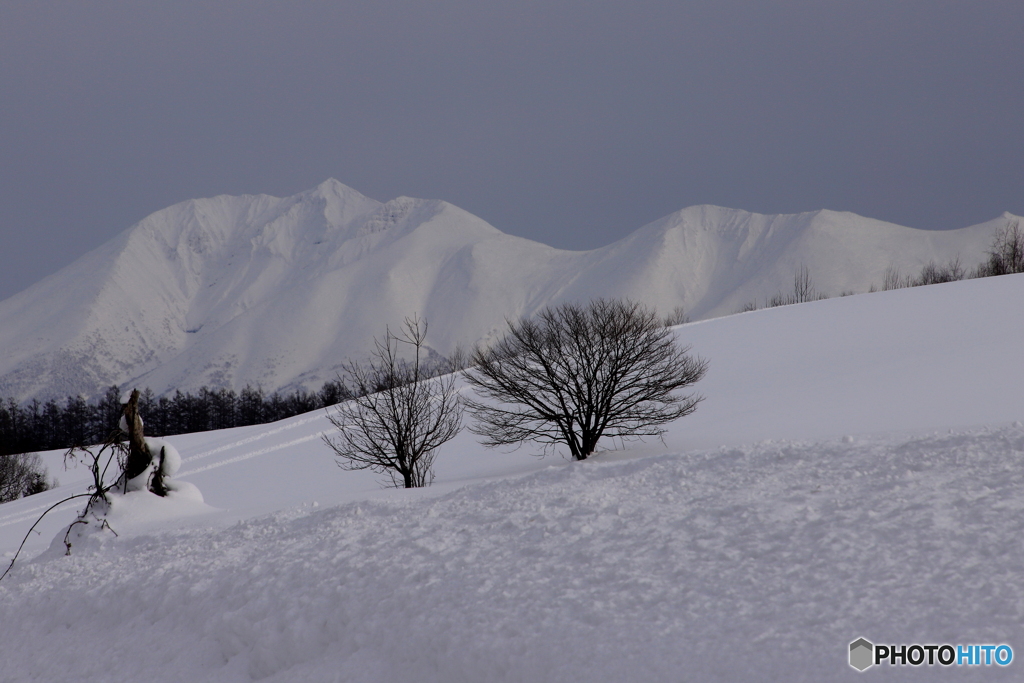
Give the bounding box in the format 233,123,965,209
0,179,1014,401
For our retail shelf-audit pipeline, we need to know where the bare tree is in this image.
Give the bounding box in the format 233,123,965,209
465,299,708,461
792,264,815,303
322,316,463,488
977,219,1024,276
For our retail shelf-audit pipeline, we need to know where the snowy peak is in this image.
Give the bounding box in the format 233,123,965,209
0,182,543,400
0,182,1010,402
595,205,1000,318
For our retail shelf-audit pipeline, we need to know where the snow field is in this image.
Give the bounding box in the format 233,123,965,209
2,426,1024,682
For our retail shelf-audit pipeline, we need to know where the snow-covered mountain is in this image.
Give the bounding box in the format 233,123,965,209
0,179,1012,401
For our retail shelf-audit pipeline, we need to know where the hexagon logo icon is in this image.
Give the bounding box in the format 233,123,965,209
850,638,874,671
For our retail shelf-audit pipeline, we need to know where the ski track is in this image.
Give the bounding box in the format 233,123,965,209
180,409,333,466
0,414,333,529
178,432,331,478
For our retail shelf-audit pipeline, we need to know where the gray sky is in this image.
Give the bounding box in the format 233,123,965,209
1,1,1022,302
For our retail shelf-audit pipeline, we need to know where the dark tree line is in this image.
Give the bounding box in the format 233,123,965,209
0,380,354,456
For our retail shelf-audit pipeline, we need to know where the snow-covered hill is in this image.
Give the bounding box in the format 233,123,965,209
1,273,1022,682
0,179,1012,401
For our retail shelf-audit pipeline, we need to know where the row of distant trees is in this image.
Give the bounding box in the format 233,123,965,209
0,380,355,457
741,219,1024,312
878,220,1024,290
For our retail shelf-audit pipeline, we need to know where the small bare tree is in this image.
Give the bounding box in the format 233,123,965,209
322,316,463,488
977,219,1024,276
465,299,708,461
765,266,829,307
792,264,814,303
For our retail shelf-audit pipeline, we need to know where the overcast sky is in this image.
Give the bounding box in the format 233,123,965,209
1,1,1021,302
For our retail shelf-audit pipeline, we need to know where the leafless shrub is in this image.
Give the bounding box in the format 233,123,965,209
446,343,471,372
465,299,708,461
882,265,914,291
876,257,967,292
917,256,966,285
738,300,759,313
0,453,50,503
322,316,463,488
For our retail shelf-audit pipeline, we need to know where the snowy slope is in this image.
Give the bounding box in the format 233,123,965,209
0,178,1012,402
1,273,1022,682
609,205,1008,319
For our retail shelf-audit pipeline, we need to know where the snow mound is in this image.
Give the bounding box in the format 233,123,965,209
32,482,214,562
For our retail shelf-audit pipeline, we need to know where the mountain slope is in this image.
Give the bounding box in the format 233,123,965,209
0,180,1012,401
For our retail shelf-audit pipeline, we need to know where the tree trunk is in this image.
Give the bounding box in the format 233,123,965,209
122,390,150,481
121,389,167,495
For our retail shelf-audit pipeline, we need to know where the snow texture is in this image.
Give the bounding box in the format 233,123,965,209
1,272,1022,681
0,178,1013,401
148,437,182,478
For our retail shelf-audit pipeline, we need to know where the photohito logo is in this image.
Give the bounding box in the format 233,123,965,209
849,637,1013,672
